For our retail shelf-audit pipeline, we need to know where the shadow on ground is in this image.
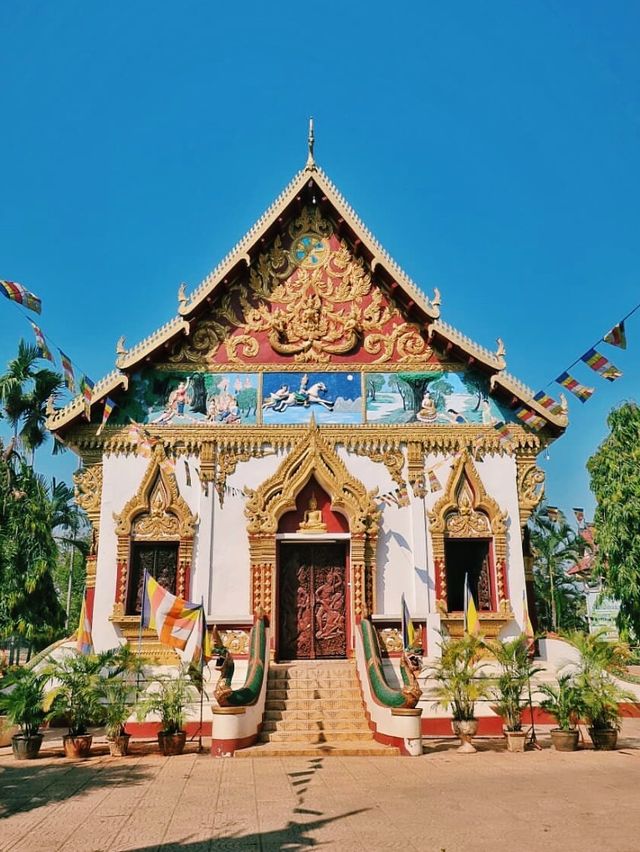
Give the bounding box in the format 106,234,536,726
127,809,369,851
0,759,152,819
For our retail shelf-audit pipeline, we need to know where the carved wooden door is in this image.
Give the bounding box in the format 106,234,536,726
278,543,347,660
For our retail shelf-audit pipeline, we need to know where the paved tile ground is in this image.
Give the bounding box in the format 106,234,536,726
1,720,640,852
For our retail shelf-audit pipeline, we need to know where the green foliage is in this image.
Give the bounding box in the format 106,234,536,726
44,648,124,736
137,667,196,734
366,374,385,400
0,443,66,645
538,674,584,731
529,504,587,632
486,634,541,731
429,634,490,721
587,402,640,641
96,647,144,738
565,629,634,731
0,667,48,736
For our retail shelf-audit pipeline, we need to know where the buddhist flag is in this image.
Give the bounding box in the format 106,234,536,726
395,484,410,507
522,589,535,648
547,506,559,522
96,397,115,436
463,574,480,636
181,605,207,665
515,407,546,431
533,390,563,415
580,347,622,382
28,320,54,362
76,591,93,655
556,371,594,402
141,570,202,650
573,507,585,528
59,350,76,393
493,421,514,447
428,469,442,492
79,376,94,419
401,593,417,650
0,280,41,314
603,320,626,350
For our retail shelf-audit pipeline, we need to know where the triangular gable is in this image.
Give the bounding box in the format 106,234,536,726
47,158,567,434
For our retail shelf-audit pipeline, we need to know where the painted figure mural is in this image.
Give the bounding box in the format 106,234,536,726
365,371,515,424
262,372,363,424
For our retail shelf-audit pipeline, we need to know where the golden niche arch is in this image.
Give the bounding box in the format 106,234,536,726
244,420,381,620
112,444,197,619
428,451,513,638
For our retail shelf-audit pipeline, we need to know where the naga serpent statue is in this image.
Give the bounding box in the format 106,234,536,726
213,611,268,707
360,615,423,709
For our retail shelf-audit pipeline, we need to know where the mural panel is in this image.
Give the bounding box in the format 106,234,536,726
115,369,259,425
262,372,363,425
365,371,514,424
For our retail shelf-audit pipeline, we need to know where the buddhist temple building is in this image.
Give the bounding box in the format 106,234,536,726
47,131,569,752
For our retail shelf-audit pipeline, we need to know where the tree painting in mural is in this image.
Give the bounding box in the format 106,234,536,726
459,373,489,412
587,402,640,642
366,374,385,402
528,504,587,633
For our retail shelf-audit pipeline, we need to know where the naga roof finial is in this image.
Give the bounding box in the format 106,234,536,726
305,116,316,171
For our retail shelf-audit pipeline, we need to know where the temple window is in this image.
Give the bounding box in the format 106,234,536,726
444,539,493,612
127,541,179,615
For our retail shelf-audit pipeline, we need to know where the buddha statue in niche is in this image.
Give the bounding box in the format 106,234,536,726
298,492,327,533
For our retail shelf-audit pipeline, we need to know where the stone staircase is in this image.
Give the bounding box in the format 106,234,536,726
235,660,401,757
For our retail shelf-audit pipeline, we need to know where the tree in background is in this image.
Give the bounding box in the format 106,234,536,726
528,504,587,633
50,479,89,631
587,402,640,643
0,340,63,462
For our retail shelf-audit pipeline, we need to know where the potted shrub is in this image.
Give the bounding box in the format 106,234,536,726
429,634,490,753
137,668,195,756
0,668,47,759
45,649,119,758
567,629,634,750
538,674,584,751
101,681,135,756
487,634,541,752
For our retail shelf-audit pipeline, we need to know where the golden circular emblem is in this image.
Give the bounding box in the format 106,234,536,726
290,233,330,269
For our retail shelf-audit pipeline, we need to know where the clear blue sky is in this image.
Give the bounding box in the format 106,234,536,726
1,1,639,520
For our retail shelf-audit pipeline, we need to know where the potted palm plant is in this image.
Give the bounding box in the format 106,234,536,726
486,634,541,752
566,629,634,750
45,649,118,758
429,634,490,753
101,681,135,756
137,668,195,756
538,674,584,751
0,668,48,759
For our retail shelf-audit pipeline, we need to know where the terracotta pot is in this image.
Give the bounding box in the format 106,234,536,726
589,727,618,750
107,734,131,757
452,719,478,753
550,728,579,752
158,731,186,756
63,734,93,759
505,730,527,752
11,733,44,760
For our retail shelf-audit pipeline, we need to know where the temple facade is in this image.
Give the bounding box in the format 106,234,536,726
49,148,566,675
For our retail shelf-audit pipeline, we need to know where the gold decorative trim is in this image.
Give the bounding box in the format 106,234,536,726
428,451,508,607
440,601,514,641
515,450,545,527
348,442,405,490
244,419,380,618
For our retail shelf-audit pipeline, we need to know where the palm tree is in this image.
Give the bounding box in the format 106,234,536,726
0,340,63,463
50,479,88,627
529,504,587,633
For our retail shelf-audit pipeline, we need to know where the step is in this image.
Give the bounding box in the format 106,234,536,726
235,740,402,758
261,719,372,734
259,730,374,744
265,687,362,701
263,701,364,722
265,697,365,712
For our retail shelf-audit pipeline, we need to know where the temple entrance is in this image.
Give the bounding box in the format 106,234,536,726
444,539,492,612
278,542,347,660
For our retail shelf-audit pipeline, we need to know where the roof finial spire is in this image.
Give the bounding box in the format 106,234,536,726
305,116,316,170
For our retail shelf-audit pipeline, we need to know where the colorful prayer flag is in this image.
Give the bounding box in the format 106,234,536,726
79,376,94,419
580,347,622,382
533,390,563,415
555,371,594,402
427,469,442,492
493,421,514,447
181,605,206,665
515,407,547,431
547,506,559,523
0,280,41,313
573,507,585,528
76,591,93,655
401,593,417,650
28,320,53,362
463,574,480,636
96,397,115,436
603,320,627,350
59,350,76,393
141,571,202,650
395,484,410,507
522,589,535,647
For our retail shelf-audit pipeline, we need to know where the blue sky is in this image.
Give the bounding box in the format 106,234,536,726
1,2,639,519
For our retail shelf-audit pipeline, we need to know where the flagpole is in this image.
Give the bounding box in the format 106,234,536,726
135,569,147,701
198,599,205,753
